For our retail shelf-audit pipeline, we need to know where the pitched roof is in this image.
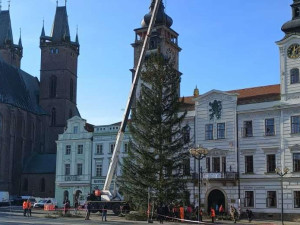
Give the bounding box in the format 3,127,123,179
50,6,70,42
23,154,56,174
0,59,46,115
180,84,281,108
0,10,13,46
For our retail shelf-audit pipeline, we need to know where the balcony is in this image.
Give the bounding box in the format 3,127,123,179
56,175,90,184
202,172,238,180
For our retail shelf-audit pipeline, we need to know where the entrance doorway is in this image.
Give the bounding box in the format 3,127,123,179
207,189,225,213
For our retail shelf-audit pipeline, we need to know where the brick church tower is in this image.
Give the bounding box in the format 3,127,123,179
39,5,80,153
0,9,23,68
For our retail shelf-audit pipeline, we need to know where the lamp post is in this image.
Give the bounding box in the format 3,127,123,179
275,167,289,225
189,146,208,222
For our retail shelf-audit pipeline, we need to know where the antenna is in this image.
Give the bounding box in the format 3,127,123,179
0,0,2,11
56,0,58,7
65,0,67,6
7,0,10,10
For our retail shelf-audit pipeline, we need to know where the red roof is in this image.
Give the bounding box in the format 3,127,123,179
180,84,281,106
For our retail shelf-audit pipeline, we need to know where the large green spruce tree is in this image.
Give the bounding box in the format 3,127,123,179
120,54,189,210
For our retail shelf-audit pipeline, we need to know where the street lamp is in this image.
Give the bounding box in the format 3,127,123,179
189,146,209,222
275,167,289,225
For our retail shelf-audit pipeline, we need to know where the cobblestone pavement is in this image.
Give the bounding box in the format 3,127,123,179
0,207,299,225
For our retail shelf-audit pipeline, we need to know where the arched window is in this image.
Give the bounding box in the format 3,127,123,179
51,108,56,126
49,76,57,98
291,68,300,84
70,79,74,101
22,178,28,192
40,178,45,192
63,190,69,203
69,110,73,119
0,114,2,136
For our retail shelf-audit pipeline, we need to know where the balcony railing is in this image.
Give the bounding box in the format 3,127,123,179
202,172,238,180
56,175,90,183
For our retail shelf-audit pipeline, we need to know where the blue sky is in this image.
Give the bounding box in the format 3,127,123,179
8,0,291,125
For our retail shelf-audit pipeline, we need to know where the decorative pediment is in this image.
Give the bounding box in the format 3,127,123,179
240,148,256,155
289,144,300,152
261,147,279,154
208,148,229,156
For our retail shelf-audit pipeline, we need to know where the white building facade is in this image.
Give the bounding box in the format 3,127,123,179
55,116,93,207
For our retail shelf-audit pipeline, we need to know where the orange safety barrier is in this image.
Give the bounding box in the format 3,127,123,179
44,204,55,211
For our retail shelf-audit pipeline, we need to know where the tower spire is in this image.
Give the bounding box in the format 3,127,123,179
75,25,79,44
18,27,22,47
41,19,45,37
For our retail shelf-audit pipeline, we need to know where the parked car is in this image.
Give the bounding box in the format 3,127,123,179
33,199,56,208
28,198,36,208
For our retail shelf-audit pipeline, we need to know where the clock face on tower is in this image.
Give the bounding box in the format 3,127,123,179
287,43,300,59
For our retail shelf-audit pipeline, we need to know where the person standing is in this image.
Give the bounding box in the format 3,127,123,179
186,205,192,220
102,203,107,221
179,205,184,222
27,200,32,217
215,204,219,215
22,200,28,217
219,204,224,219
157,203,164,224
199,208,203,222
74,199,79,215
210,207,216,223
85,202,91,220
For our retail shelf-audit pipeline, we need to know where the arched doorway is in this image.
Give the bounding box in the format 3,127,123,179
73,190,82,207
63,190,69,204
207,189,225,213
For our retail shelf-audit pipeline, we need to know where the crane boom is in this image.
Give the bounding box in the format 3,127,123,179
103,0,162,192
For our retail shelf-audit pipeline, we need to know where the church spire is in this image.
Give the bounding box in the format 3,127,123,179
75,25,79,44
0,10,13,46
50,5,70,42
41,19,45,37
18,28,22,48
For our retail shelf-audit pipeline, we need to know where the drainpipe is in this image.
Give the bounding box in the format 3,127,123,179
236,113,241,210
90,137,93,194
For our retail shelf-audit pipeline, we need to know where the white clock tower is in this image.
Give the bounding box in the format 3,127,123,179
277,0,300,102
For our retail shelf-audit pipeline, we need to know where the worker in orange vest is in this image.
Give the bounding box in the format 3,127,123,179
179,205,184,222
27,200,32,217
22,200,28,217
211,207,216,223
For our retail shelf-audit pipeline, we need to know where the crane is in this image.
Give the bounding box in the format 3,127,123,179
101,0,162,200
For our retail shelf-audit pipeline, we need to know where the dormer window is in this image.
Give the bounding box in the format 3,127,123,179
291,68,300,84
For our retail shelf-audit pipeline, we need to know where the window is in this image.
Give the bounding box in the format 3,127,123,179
267,154,276,173
51,108,56,126
243,121,253,137
291,116,300,134
40,178,45,192
77,145,83,154
205,124,213,140
96,162,103,177
55,48,59,54
49,76,57,98
206,157,211,172
96,144,103,154
22,178,28,192
266,191,277,208
291,68,300,84
110,144,115,154
182,125,191,144
65,145,71,155
222,157,226,172
245,191,254,207
77,163,82,176
293,153,300,172
65,164,70,175
245,155,254,173
217,123,225,139
265,118,275,136
294,191,300,208
73,126,78,134
70,79,74,101
183,159,190,176
124,143,128,153
212,157,220,172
